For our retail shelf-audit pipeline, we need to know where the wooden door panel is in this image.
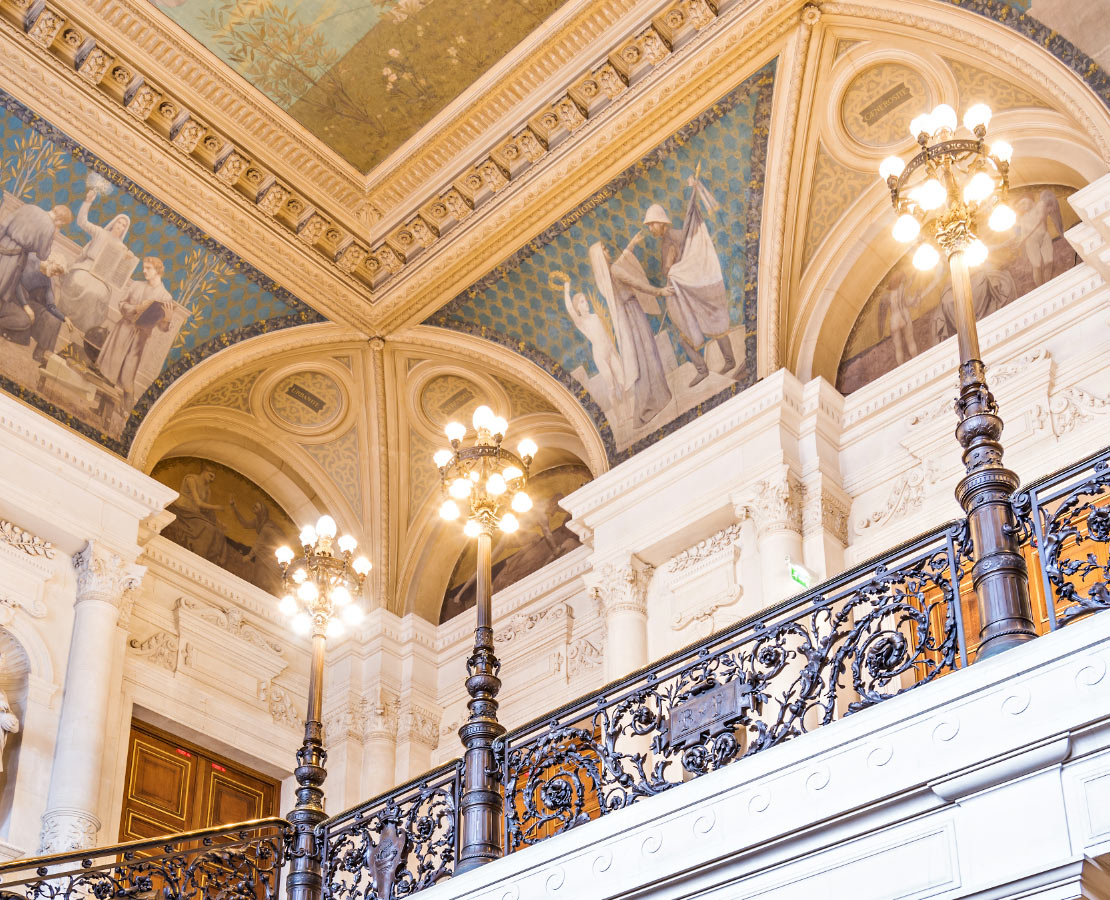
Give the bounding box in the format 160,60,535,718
130,741,192,818
203,769,269,826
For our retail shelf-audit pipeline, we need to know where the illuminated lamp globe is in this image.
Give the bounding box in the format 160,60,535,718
352,556,372,577
487,473,507,495
449,478,472,499
912,179,946,211
891,214,920,244
463,520,481,538
517,438,538,459
315,515,337,539
930,104,957,134
469,470,480,482
503,465,523,482
326,618,345,639
292,568,307,584
963,103,992,132
913,243,940,271
965,238,988,267
291,612,312,635
989,203,1016,232
990,140,1013,163
440,499,461,521
963,171,996,205
299,524,317,547
879,156,905,181
278,594,297,616
491,416,508,436
331,585,352,607
275,545,294,566
297,581,319,603
433,449,453,468
511,491,533,513
337,534,357,555
909,113,934,140
500,513,519,533
445,421,467,442
472,405,496,430
341,604,365,626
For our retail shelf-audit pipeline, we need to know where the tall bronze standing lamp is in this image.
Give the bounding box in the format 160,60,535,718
274,516,372,900
434,405,537,873
879,102,1037,659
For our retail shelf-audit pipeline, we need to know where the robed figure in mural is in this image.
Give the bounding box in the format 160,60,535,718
0,203,72,342
588,238,672,427
643,171,736,386
97,256,172,403
57,190,135,334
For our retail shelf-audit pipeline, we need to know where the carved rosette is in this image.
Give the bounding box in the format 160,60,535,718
72,543,143,609
39,808,100,854
591,560,654,618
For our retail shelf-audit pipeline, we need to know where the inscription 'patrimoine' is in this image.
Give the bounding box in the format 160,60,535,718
861,83,912,126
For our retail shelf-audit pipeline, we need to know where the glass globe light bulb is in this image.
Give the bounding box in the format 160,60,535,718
962,171,995,205
337,534,357,555
990,140,1013,163
330,584,351,607
930,103,957,134
500,512,519,533
891,214,920,244
341,603,365,625
292,567,307,584
909,113,934,139
440,499,461,520
278,594,297,616
299,524,317,547
511,491,532,513
297,581,319,603
315,515,337,539
352,556,372,577
965,238,988,267
463,520,481,538
449,478,472,499
486,473,507,495
517,438,537,459
275,545,294,566
963,103,992,132
291,612,312,635
913,179,946,211
472,405,495,430
445,421,466,442
879,156,905,181
469,470,480,482
433,449,453,468
491,416,508,436
913,243,940,271
502,465,523,482
989,203,1016,232
326,617,345,640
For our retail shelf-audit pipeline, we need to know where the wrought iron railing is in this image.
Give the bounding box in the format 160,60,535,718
499,520,972,849
1013,447,1110,630
0,818,290,900
318,759,462,900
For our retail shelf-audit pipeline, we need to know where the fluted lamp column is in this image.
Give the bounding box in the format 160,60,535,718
274,516,372,900
879,102,1036,659
433,405,537,874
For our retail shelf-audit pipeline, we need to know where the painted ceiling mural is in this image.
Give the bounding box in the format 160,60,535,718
149,0,570,172
837,184,1080,394
429,61,775,464
0,90,323,455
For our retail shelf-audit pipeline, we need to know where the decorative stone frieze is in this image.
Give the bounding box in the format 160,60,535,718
667,524,743,573
39,808,99,854
260,681,299,729
802,490,850,546
397,704,440,749
0,520,55,559
127,630,178,670
324,693,400,744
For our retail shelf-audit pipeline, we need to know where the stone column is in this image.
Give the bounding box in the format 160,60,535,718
363,700,399,798
395,703,439,784
589,558,653,683
735,467,805,607
40,543,142,853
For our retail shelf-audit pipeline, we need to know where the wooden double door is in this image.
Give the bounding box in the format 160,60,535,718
119,721,280,841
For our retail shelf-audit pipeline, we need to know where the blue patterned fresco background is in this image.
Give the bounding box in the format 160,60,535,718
429,61,776,464
0,91,324,455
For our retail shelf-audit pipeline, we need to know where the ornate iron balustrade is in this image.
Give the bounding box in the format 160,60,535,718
318,759,461,900
0,818,290,900
1013,445,1110,629
500,522,972,850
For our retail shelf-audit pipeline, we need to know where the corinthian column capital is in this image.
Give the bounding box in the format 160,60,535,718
588,557,654,618
733,466,803,538
72,543,144,607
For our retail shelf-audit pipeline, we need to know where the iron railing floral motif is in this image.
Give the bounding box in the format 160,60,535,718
319,760,461,900
0,818,290,900
1012,445,1110,629
500,523,971,849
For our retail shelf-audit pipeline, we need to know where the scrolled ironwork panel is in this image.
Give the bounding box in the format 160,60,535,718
320,761,461,900
502,524,968,850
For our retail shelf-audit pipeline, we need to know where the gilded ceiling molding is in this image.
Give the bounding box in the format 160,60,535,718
370,338,391,611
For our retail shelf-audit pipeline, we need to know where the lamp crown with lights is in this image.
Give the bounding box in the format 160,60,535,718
433,407,537,537
879,103,1015,272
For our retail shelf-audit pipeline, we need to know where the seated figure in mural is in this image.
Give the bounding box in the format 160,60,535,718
935,267,1016,346
588,238,671,428
167,466,228,566
643,170,737,386
229,498,286,592
560,276,626,408
0,203,73,343
57,190,134,335
0,686,18,770
97,256,172,404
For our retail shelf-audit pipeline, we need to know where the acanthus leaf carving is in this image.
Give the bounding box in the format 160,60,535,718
667,523,742,573
0,520,56,559
176,595,283,654
128,630,179,670
855,461,940,533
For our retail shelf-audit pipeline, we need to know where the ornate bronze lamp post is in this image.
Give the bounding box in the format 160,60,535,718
879,102,1036,659
275,517,372,900
434,405,537,873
